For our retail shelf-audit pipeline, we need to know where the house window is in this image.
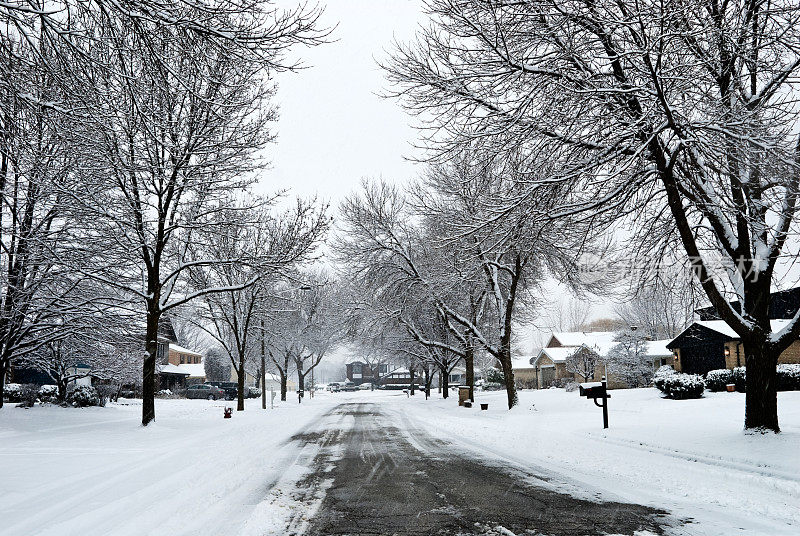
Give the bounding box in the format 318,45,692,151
180,356,185,364
353,363,362,374
378,364,387,374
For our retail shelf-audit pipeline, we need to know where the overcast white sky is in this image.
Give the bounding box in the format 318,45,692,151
256,0,424,204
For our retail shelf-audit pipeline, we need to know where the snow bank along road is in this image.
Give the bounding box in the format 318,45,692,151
2,389,798,535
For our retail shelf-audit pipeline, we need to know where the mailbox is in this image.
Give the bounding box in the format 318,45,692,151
578,378,610,429
579,381,604,398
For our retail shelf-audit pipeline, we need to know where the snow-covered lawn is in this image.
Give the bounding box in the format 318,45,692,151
1,388,798,535
398,388,800,536
0,395,340,536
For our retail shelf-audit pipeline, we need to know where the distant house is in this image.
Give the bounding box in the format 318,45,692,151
447,366,485,386
511,356,538,388
345,361,391,385
229,367,259,388
155,320,205,390
532,331,673,389
380,367,414,387
667,320,800,376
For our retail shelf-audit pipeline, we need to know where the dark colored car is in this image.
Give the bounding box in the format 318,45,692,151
207,381,238,400
186,384,225,400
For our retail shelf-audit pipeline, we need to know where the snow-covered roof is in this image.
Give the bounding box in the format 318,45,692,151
384,367,410,376
548,331,618,355
512,356,536,370
178,363,206,377
677,319,793,341
646,339,673,358
535,346,582,365
157,362,205,377
158,363,191,376
168,343,203,357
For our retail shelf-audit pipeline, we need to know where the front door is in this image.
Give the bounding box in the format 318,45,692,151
540,367,555,388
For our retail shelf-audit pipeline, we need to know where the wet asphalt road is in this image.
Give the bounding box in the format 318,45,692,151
290,403,674,536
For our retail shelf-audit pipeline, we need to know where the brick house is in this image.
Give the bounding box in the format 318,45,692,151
667,287,800,376
667,320,800,375
532,331,672,388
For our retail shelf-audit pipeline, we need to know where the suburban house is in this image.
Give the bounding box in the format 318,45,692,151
345,361,391,386
667,287,800,376
156,319,206,390
511,356,538,389
532,331,673,389
380,367,415,387
230,367,259,388
447,366,485,386
157,344,206,390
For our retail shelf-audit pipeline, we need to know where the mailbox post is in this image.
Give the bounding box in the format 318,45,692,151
579,377,610,429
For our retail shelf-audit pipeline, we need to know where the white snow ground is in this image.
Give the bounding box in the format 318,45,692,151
1,388,798,536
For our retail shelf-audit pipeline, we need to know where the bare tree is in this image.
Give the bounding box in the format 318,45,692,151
387,0,800,432
0,40,96,407
61,5,326,425
564,346,601,383
606,330,656,388
190,201,327,410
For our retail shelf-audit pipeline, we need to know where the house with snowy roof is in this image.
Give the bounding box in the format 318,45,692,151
531,331,673,389
157,342,206,390
666,287,800,376
667,319,800,376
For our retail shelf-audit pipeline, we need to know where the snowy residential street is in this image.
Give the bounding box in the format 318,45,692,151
2,389,798,536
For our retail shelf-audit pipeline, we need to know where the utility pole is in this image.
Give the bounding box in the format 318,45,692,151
260,318,267,410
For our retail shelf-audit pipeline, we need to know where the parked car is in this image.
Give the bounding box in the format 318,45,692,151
341,382,358,392
186,384,225,400
327,383,341,392
207,381,238,400
358,382,373,390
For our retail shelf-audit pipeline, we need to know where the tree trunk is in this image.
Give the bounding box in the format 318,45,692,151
0,360,6,409
142,305,160,426
409,367,415,395
236,353,246,411
743,338,780,432
261,354,267,410
297,360,304,393
424,368,431,399
280,370,287,401
440,364,449,398
57,378,68,402
465,344,475,401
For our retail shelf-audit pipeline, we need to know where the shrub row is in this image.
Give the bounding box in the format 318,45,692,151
704,364,800,392
653,366,705,399
3,383,104,407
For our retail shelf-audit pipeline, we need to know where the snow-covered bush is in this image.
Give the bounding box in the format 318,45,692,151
654,367,704,399
777,364,800,391
652,365,675,391
705,369,734,392
68,385,101,407
158,389,172,396
8,384,39,406
38,385,60,403
485,368,505,384
481,382,503,391
247,387,261,399
4,383,24,402
563,380,579,393
703,365,800,392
